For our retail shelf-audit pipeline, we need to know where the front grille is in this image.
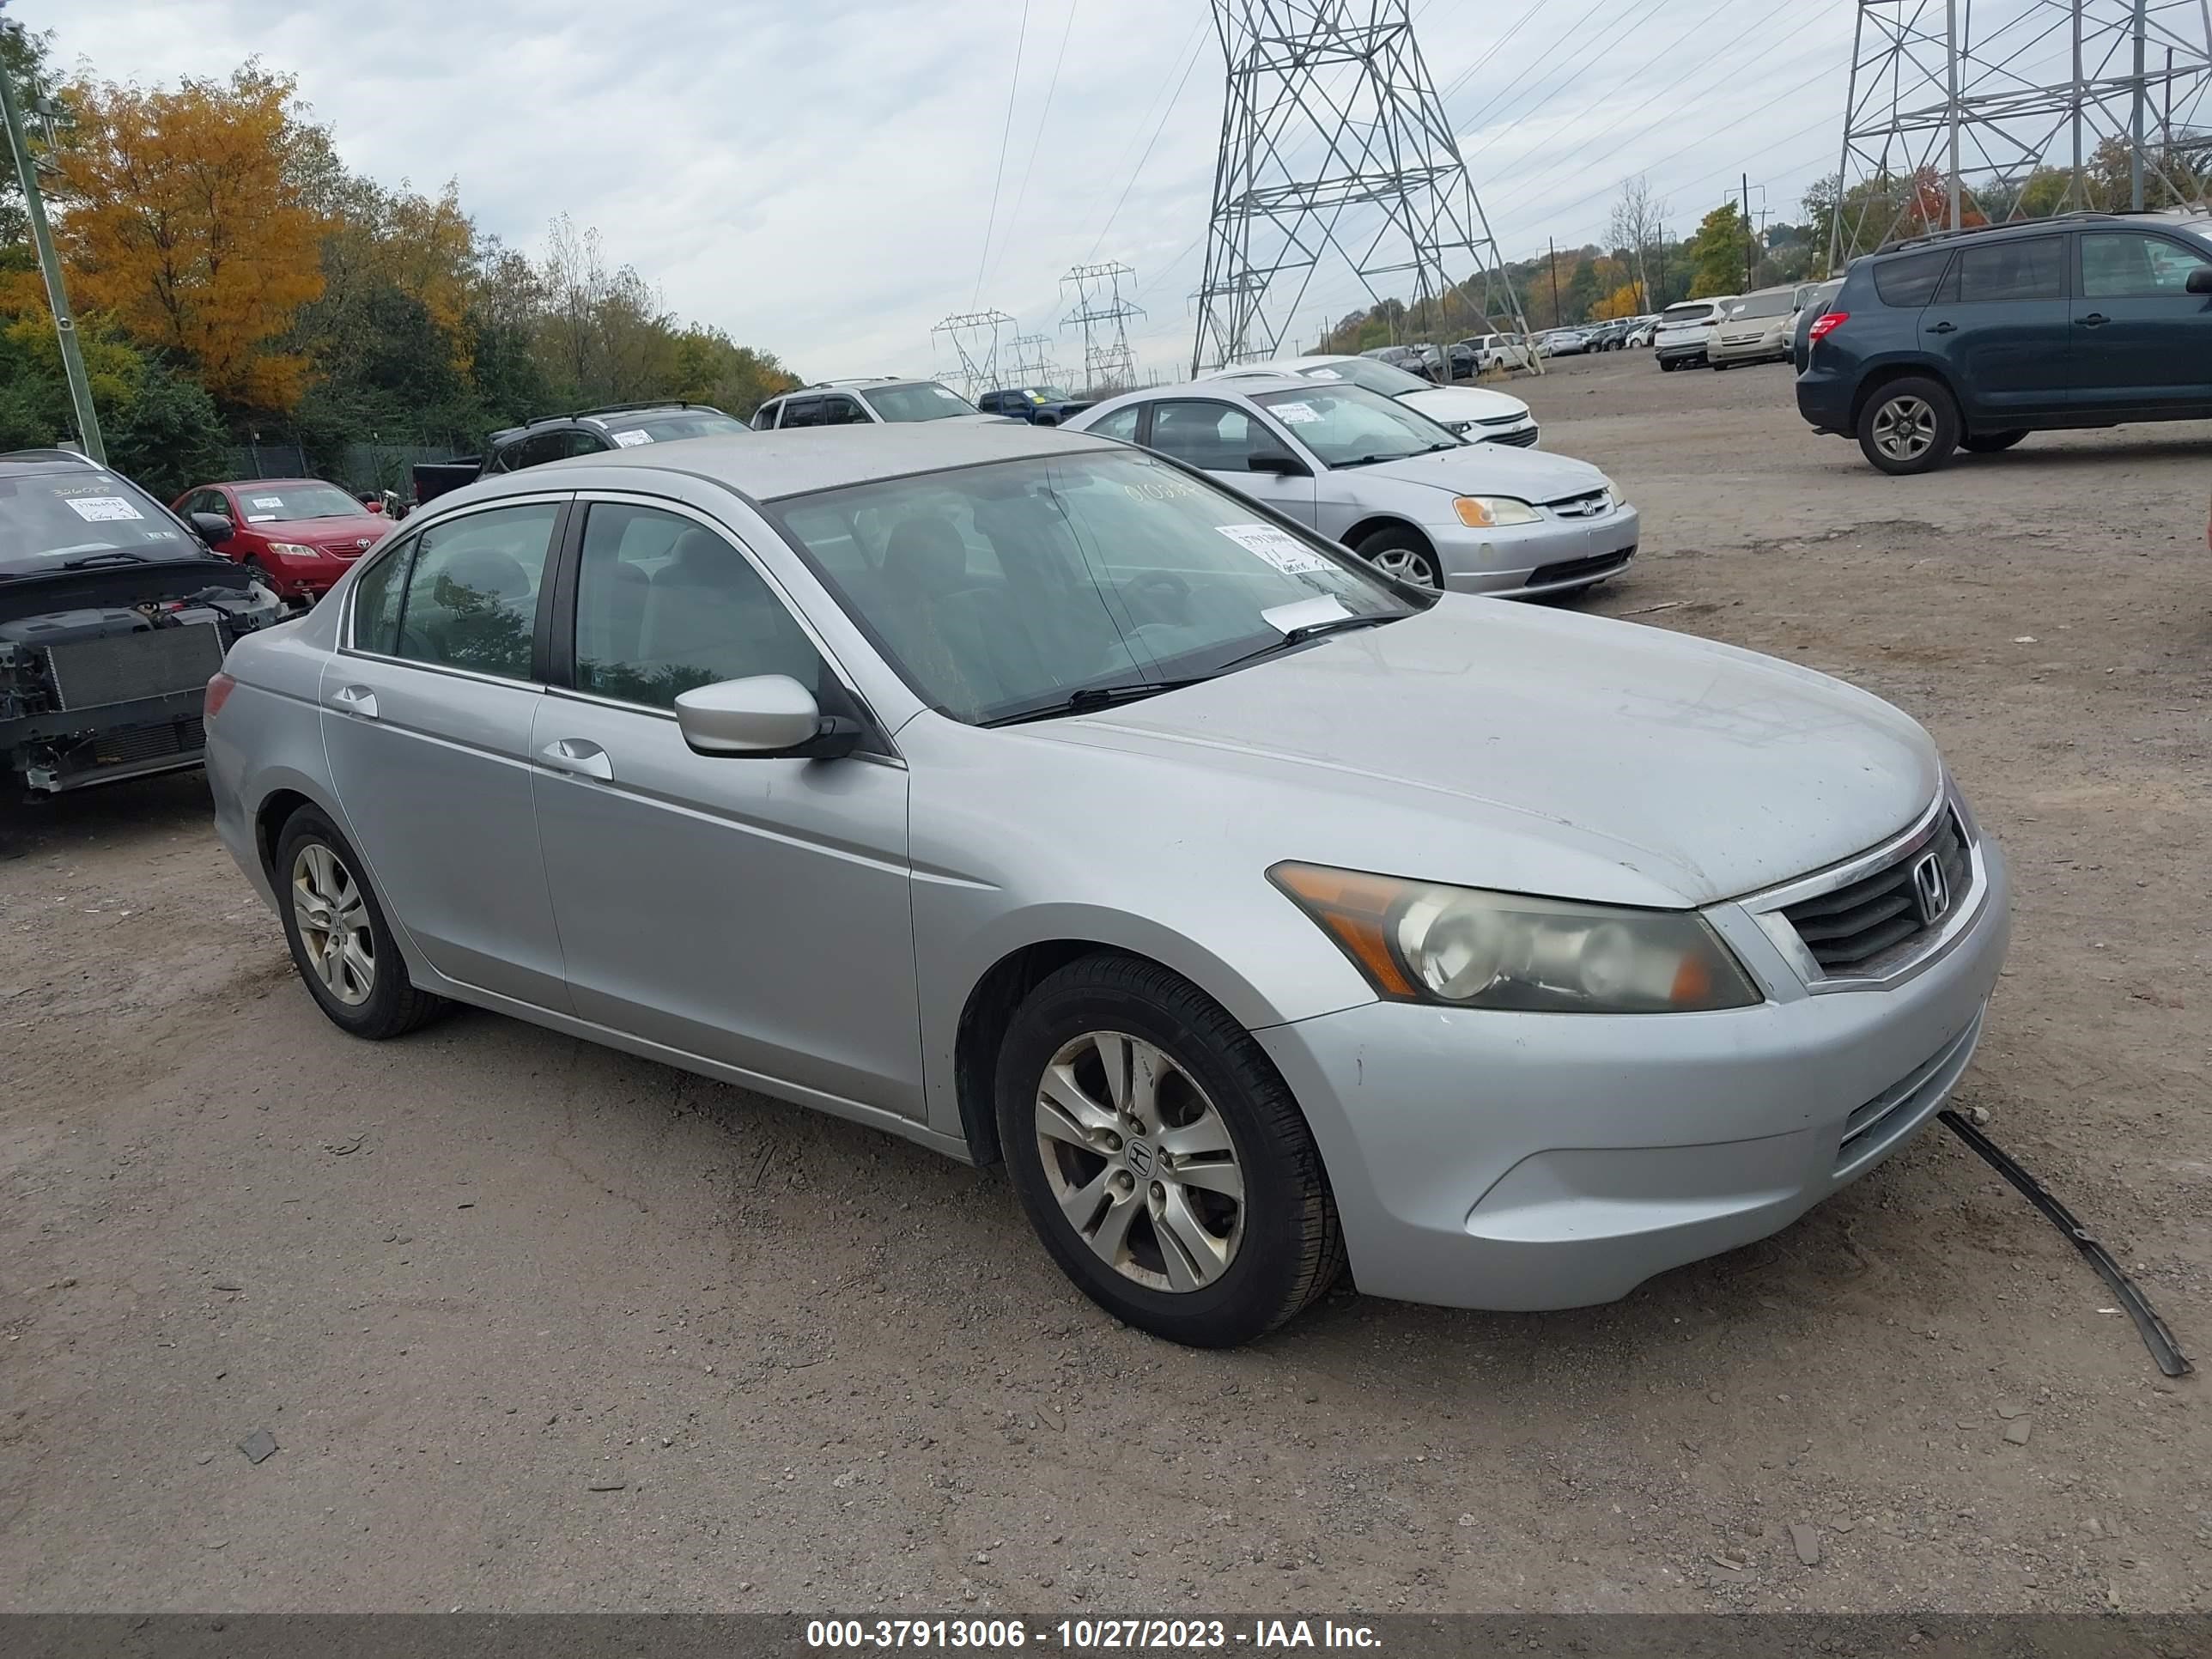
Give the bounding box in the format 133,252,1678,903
91,716,205,766
1545,489,1613,518
1782,810,1972,974
1488,426,1540,447
1527,550,1632,587
45,624,225,712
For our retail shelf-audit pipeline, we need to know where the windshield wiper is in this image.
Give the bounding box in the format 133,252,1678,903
982,678,1211,728
1215,613,1397,672
63,550,149,568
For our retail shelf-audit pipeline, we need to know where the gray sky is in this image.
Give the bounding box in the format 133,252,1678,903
31,0,1873,381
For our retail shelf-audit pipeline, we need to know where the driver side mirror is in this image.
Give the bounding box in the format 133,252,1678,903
675,675,862,760
189,510,235,546
2188,267,2212,295
1248,448,1309,477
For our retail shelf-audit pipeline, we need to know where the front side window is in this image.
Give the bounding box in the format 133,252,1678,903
770,451,1412,726
820,397,872,426
391,501,559,680
1085,404,1142,442
780,398,827,429
2081,231,2212,298
1941,235,2064,302
350,535,413,655
572,503,824,709
1145,401,1272,472
1873,248,1952,307
1248,385,1456,468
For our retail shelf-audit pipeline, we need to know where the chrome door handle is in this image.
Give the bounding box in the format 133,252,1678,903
329,684,378,720
540,738,613,781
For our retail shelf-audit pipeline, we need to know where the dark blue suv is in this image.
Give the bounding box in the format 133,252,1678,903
1796,210,2212,474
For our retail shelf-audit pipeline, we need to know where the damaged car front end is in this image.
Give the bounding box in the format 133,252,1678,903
1,454,282,794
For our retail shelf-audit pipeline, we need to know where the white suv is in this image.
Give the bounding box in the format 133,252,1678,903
1653,299,1734,372
752,379,984,428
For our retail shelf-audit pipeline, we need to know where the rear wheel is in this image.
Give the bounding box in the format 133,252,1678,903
1354,526,1442,592
1962,428,2029,453
995,954,1343,1347
275,806,448,1040
1857,376,1960,475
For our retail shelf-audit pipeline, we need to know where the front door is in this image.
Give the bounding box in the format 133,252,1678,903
1923,233,2073,422
2072,228,2212,414
1140,399,1320,527
319,496,570,1008
529,500,921,1117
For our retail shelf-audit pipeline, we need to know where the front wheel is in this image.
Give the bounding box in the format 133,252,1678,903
995,955,1344,1347
1961,428,2028,453
1857,376,1960,475
1353,526,1442,592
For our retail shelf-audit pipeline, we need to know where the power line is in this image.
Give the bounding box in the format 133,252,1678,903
1090,27,1210,259
975,0,1035,305
1455,0,1656,162
982,0,1079,295
1073,15,1210,257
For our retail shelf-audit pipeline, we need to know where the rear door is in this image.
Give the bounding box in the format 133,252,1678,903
1138,398,1319,527
319,495,571,1008
2072,228,2212,414
1922,234,2072,421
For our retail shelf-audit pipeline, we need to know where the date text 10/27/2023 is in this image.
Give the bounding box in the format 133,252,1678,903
805,1620,1382,1650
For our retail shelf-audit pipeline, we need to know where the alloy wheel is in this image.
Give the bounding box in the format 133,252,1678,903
1366,546,1440,592
1871,395,1938,463
1033,1030,1246,1293
291,842,375,1006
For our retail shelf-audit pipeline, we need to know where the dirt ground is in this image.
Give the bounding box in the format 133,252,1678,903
3,353,2209,1617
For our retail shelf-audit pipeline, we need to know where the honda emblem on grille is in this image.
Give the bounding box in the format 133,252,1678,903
1911,852,1950,925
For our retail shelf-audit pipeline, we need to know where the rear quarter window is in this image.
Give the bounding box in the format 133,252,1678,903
1872,249,1952,307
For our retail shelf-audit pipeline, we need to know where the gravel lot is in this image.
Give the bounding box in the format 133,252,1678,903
3,353,2208,1615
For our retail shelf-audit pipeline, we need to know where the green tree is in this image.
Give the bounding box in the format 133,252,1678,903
1685,202,1754,297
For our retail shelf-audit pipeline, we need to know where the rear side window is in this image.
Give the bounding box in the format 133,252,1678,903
1939,235,2065,302
392,502,560,681
1872,249,1952,307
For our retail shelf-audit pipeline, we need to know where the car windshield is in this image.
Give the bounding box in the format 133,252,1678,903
605,411,748,443
0,470,200,571
229,481,363,521
1729,294,1797,319
860,383,978,422
1248,384,1459,468
1027,387,1073,403
770,451,1414,726
1299,358,1428,397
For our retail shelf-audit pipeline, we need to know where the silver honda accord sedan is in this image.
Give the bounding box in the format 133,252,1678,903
205,421,2008,1347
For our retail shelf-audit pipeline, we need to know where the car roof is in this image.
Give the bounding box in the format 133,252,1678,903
1871,208,2212,258
447,422,1121,506
197,477,328,490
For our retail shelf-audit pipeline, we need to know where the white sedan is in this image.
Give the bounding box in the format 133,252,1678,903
1205,355,1540,448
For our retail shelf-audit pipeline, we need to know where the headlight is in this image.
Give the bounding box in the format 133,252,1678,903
1442,419,1472,435
1453,495,1541,528
1268,862,1761,1013
265,542,321,560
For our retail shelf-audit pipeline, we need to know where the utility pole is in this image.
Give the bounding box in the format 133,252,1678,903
0,46,104,464
1741,173,1755,292
1547,238,1559,325
2131,0,2150,210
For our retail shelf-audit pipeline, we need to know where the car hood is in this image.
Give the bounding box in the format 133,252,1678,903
1353,442,1607,501
1026,599,1939,908
1395,385,1530,423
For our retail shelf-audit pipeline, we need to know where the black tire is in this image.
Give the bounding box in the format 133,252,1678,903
1961,428,2029,454
1856,375,1961,475
1659,358,1677,373
273,805,449,1040
1353,525,1443,592
994,953,1344,1348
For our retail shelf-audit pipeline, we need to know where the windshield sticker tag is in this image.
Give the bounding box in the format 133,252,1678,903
1270,400,1322,424
1303,368,1342,381
65,495,143,523
251,495,284,508
933,386,965,400
246,514,279,523
1216,522,1334,574
611,428,653,447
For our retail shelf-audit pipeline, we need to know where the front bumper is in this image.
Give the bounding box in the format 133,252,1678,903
1437,502,1641,598
1254,837,2010,1311
1710,332,1790,365
1,686,210,793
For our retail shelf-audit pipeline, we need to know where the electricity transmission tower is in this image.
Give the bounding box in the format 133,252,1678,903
1191,0,1529,374
1005,331,1063,386
930,308,1018,400
1832,0,2212,267
1060,262,1144,395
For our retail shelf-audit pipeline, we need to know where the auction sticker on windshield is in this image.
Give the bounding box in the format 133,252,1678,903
1271,401,1322,424
64,496,143,522
1304,368,1342,380
252,495,284,508
1217,522,1333,574
611,429,653,447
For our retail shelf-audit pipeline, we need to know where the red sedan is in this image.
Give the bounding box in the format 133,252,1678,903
171,478,392,602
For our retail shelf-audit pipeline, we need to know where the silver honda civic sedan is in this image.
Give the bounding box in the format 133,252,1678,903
1066,378,1638,598
205,422,2008,1348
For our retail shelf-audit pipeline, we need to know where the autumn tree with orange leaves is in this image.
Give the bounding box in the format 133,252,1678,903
49,66,326,410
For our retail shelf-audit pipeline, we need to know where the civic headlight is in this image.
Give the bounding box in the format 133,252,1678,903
265,542,321,560
1453,495,1541,528
1268,863,1761,1013
1441,419,1473,435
